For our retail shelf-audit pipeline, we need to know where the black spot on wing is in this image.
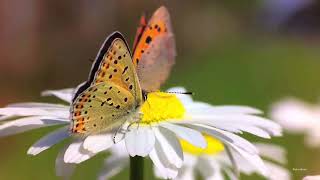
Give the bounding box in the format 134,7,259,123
145,36,152,44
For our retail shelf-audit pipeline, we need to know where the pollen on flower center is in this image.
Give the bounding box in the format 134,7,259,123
140,92,185,123
180,134,225,156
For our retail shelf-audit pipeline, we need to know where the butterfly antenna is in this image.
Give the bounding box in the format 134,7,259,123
166,91,194,95
127,121,136,131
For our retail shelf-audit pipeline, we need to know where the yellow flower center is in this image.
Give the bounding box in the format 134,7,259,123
180,134,224,156
140,92,186,123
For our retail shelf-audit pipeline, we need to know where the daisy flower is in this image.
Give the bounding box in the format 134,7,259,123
165,137,290,180
270,98,320,147
0,86,282,179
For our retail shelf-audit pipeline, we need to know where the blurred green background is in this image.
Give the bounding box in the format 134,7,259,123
1,0,320,179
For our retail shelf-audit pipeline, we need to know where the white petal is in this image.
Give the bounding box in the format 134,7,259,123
194,126,268,176
305,128,320,147
230,143,268,176
197,156,215,178
125,126,155,157
270,98,316,132
64,141,96,163
110,141,129,156
264,161,291,180
0,116,67,137
204,106,262,114
234,125,271,138
221,143,269,177
174,166,195,180
154,127,183,168
98,155,128,180
8,102,69,109
159,122,206,148
27,126,69,155
55,144,76,179
0,107,69,118
181,114,282,137
42,88,75,103
255,143,287,164
303,175,320,180
83,134,114,153
166,87,187,93
149,148,179,179
224,168,238,180
185,102,262,115
183,153,198,167
188,124,258,154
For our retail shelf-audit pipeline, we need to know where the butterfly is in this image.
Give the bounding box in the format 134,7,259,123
70,32,143,136
70,6,175,137
132,6,176,92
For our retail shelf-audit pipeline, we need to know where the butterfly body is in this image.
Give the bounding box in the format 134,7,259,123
70,32,143,136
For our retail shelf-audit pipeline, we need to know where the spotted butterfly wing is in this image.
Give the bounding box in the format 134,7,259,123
132,15,147,53
132,6,176,92
71,32,143,136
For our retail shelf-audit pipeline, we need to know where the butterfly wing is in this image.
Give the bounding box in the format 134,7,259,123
71,32,142,136
71,82,137,135
132,15,147,53
132,6,176,92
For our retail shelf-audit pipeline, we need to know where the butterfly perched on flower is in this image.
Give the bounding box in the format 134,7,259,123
71,32,143,136
70,6,176,137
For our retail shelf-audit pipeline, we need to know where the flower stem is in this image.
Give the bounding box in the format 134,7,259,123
130,156,144,180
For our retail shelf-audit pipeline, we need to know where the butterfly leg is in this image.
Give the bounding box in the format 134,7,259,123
113,122,127,144
126,111,143,131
